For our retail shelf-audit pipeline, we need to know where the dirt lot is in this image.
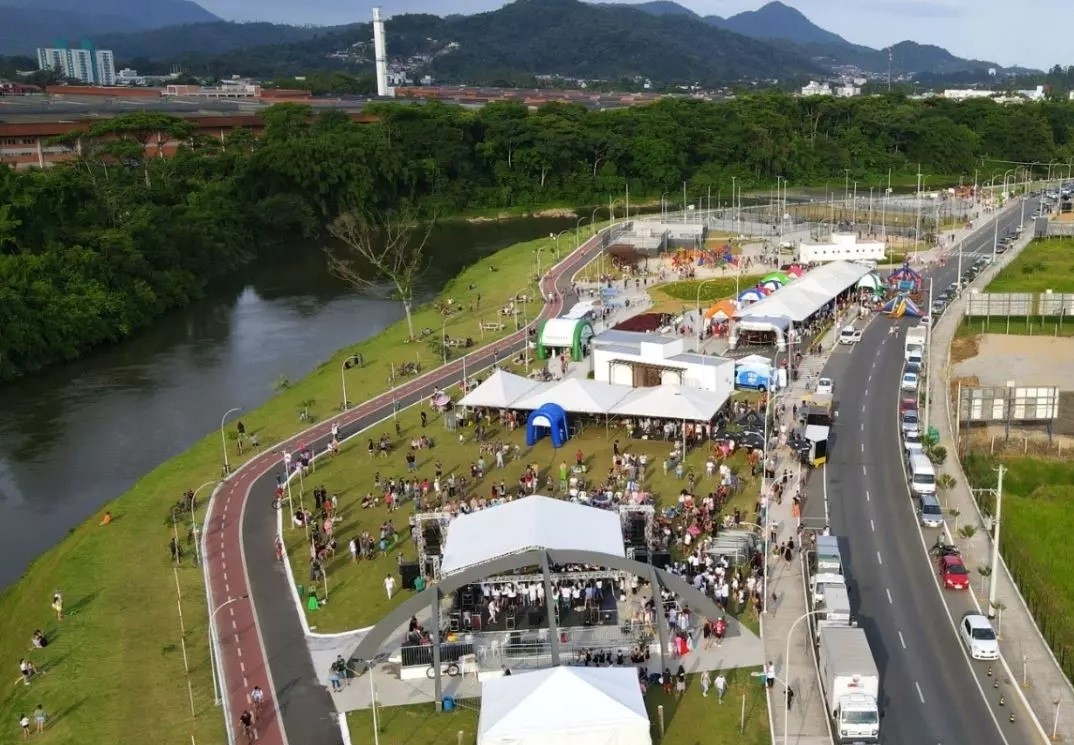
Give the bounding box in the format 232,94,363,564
953,334,1074,388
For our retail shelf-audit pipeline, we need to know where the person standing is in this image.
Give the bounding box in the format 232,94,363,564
765,661,776,689
714,672,728,702
19,714,30,739
33,705,46,733
700,670,711,697
51,592,63,621
384,573,396,600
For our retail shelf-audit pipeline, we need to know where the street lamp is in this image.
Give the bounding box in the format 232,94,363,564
575,216,588,249
190,479,217,566
220,406,241,475
353,653,392,745
440,318,448,365
783,610,829,745
209,593,250,706
554,229,570,261
660,191,670,221
340,353,362,411
590,206,602,236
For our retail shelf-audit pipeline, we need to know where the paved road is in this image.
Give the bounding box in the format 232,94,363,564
800,202,1039,744
202,229,604,744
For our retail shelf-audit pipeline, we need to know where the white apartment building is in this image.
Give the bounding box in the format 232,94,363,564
801,80,832,96
36,46,115,85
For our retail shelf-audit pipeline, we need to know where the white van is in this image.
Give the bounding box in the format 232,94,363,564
908,453,936,496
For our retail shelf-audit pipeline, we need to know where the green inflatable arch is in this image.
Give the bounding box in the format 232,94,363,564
535,318,594,362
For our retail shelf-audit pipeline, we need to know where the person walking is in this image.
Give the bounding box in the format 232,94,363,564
19,714,30,740
33,705,46,733
700,671,711,697
384,573,396,600
765,661,776,689
714,672,728,702
51,592,63,621
786,686,796,710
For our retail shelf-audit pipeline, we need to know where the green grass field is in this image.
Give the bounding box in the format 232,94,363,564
0,224,605,745
655,276,766,304
955,316,1074,338
286,403,764,633
985,237,1074,293
960,452,1074,681
347,668,769,745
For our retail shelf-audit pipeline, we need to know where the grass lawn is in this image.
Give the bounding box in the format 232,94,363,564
985,237,1074,293
955,316,1074,338
960,452,1074,681
347,669,769,745
0,224,611,745
287,402,764,633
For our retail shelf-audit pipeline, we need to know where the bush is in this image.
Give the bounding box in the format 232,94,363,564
928,445,948,465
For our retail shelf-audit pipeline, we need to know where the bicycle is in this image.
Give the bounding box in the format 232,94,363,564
426,661,460,679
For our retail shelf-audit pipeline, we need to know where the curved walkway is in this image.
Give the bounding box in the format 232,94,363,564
202,231,605,744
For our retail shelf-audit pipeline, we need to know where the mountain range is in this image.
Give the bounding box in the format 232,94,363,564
0,0,1034,83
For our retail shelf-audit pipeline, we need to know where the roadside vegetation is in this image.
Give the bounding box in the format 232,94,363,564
961,452,1074,683
985,237,1074,293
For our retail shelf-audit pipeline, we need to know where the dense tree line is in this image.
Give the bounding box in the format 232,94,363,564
2,94,1074,381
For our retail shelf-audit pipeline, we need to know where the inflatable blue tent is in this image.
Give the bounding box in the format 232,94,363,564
526,402,569,448
881,293,923,318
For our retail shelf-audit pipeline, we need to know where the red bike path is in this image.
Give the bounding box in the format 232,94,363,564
202,231,605,744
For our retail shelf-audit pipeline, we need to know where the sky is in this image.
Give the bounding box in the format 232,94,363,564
195,0,1070,71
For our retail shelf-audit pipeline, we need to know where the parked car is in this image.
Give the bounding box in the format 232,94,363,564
815,377,834,395
903,431,924,456
939,553,970,590
960,613,1000,660
900,411,921,436
899,396,918,414
901,372,919,391
838,326,862,345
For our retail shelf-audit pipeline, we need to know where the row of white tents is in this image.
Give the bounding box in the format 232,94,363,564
459,369,730,422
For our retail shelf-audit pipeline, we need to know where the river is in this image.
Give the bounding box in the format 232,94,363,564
0,216,577,588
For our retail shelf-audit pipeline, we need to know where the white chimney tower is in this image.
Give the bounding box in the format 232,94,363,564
372,7,390,97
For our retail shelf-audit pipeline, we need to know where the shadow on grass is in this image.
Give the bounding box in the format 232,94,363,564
65,590,100,617
50,697,86,727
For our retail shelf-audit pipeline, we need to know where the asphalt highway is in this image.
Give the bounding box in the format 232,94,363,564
203,230,600,744
801,202,1038,745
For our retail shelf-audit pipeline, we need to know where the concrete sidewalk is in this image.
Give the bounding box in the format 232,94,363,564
929,230,1074,742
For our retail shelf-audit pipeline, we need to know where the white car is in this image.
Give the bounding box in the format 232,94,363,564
838,326,862,345
901,372,919,392
960,613,1000,660
815,377,834,395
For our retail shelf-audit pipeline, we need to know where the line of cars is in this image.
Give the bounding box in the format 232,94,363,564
896,320,1001,664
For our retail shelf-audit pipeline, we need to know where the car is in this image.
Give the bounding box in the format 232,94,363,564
931,300,946,315
815,377,834,395
903,431,924,456
900,411,921,436
901,372,919,391
939,553,970,590
960,613,1000,660
838,326,862,345
904,361,922,375
899,396,918,414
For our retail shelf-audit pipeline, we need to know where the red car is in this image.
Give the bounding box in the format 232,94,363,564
939,554,970,590
900,397,918,414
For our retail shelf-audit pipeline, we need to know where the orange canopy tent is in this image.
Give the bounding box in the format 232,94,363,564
704,299,737,319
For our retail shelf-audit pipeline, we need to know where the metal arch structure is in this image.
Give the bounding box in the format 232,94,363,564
349,547,741,704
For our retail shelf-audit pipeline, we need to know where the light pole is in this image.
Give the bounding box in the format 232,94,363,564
590,206,602,235
340,353,361,411
575,216,588,249
534,246,544,281
220,406,241,475
694,278,720,352
554,229,570,262
354,653,392,745
783,610,828,745
190,479,216,566
924,279,933,433
987,465,1006,618
440,318,448,365
660,191,670,222
209,593,250,706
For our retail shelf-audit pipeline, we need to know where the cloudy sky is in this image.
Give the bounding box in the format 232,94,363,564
195,0,1069,71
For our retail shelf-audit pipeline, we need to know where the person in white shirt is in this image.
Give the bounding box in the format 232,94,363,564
714,672,728,702
384,573,396,599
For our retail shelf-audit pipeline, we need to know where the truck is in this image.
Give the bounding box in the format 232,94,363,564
904,326,927,360
818,626,882,743
816,585,853,636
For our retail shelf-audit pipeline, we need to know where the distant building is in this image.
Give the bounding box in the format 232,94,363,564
800,81,832,96
798,233,885,264
942,89,993,101
36,46,116,85
1015,85,1045,101
833,82,861,98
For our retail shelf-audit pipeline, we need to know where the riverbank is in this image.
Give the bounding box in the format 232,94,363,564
0,224,602,745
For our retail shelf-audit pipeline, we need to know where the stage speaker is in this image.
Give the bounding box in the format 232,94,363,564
528,609,542,627
422,558,438,579
399,562,420,589
633,548,649,564
628,515,646,545
651,552,671,569
602,610,615,626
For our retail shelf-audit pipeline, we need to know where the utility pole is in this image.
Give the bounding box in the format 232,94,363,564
924,279,934,433
682,180,687,221
987,465,1006,618
956,241,964,290
992,210,999,263
914,165,923,262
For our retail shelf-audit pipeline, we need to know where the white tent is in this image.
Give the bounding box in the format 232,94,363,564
736,354,774,370
439,496,624,576
458,369,540,409
478,667,652,745
511,378,632,414
735,261,871,323
610,384,729,422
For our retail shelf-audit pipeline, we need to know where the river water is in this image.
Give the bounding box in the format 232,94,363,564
0,216,576,588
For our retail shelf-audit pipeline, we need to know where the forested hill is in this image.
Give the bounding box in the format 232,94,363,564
2,95,1073,381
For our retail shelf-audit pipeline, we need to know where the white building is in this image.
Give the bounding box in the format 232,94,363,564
801,81,832,96
942,89,994,101
591,330,734,393
1015,85,1045,101
834,82,861,98
36,47,115,85
798,233,885,264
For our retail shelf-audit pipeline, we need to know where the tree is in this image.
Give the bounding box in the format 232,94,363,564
325,209,432,340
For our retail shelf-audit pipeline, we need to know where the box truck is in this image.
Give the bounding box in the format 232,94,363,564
904,326,927,360
818,626,881,743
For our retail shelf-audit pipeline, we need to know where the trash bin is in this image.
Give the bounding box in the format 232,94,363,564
442,697,455,712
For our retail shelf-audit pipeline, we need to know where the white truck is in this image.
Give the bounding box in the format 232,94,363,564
904,326,927,360
818,626,881,743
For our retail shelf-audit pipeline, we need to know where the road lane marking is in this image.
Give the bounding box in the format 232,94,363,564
223,572,228,582
916,681,926,703
899,631,907,649
877,551,883,565
860,442,865,454
229,607,235,617
232,620,237,630
870,519,875,532
240,661,246,674
887,588,893,603
237,647,243,657
860,404,866,414
225,583,230,593
860,421,864,432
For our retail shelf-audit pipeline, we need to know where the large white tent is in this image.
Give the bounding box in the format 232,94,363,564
610,383,729,421
511,378,632,414
735,261,871,323
458,369,540,409
478,666,652,745
439,496,625,576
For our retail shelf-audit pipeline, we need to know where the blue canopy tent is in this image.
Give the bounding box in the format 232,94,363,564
526,402,569,448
